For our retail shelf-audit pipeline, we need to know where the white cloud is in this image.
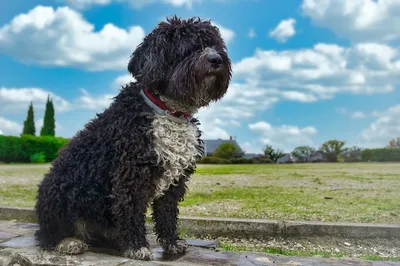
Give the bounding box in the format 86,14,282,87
212,22,235,44
0,117,22,136
241,141,263,154
280,91,317,102
336,107,348,115
233,43,400,101
249,121,317,152
302,0,400,43
63,0,113,9
351,111,367,119
64,0,201,9
77,89,114,110
0,6,145,71
0,87,70,113
248,28,256,38
113,74,136,89
195,82,280,140
337,108,368,119
360,105,400,148
269,18,296,43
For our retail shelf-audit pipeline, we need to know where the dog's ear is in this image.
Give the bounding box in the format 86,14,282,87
127,43,144,80
128,30,170,89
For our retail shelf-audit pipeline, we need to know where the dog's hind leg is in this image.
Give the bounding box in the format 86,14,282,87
35,176,76,250
151,177,188,255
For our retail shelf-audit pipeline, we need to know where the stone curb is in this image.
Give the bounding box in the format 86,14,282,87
1,206,399,239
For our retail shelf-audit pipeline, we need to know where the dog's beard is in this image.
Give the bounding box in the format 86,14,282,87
161,75,226,113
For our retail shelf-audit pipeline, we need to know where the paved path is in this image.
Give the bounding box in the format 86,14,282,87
0,221,398,266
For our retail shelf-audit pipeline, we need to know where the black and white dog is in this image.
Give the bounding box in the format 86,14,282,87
35,16,231,261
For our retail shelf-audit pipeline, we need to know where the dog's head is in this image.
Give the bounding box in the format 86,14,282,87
128,16,231,112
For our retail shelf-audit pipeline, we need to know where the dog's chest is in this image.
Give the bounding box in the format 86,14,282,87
151,115,200,199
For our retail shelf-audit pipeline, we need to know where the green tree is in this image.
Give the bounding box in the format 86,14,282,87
40,95,56,136
213,142,243,159
319,139,348,162
341,146,362,162
264,145,285,163
387,137,400,148
22,102,36,136
291,146,315,162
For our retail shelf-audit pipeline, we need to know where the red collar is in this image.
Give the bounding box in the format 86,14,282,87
143,88,192,118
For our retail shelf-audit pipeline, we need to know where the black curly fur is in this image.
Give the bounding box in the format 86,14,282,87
35,15,231,260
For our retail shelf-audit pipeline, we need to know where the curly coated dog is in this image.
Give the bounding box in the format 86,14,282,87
35,16,231,261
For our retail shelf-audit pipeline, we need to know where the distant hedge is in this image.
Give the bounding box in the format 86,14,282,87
0,135,69,163
198,156,273,164
361,148,400,162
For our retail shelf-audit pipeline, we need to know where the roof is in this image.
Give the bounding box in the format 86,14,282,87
202,139,243,154
243,153,262,159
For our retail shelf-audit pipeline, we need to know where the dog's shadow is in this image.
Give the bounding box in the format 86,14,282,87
89,246,186,262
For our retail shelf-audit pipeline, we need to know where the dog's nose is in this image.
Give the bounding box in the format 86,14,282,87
207,53,223,68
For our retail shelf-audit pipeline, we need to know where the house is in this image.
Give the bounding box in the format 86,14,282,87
309,151,325,162
276,153,297,164
202,136,243,157
243,153,262,159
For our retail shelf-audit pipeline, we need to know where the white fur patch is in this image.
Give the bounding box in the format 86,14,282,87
152,114,200,199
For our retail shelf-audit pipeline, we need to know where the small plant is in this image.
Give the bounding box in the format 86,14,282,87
312,177,324,185
30,152,46,163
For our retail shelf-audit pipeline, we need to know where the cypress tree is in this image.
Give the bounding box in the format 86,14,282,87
40,95,56,136
22,102,36,135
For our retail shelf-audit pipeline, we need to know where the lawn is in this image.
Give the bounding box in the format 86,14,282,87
0,163,399,224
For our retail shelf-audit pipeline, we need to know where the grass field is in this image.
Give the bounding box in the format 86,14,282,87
0,163,399,224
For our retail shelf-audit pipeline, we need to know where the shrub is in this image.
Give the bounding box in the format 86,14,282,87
230,158,253,164
0,135,69,163
198,156,254,164
198,156,229,164
252,156,273,164
361,148,400,162
213,142,244,159
30,152,46,163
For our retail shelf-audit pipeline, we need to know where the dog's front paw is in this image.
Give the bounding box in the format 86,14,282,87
160,239,188,255
124,247,153,261
55,237,88,255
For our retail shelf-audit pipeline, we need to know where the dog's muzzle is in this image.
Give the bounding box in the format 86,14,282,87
207,51,223,69
203,48,223,71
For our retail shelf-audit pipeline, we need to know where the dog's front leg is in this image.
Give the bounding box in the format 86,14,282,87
151,177,188,255
112,193,153,260
110,168,153,261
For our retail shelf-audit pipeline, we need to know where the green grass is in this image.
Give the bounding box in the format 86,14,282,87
360,255,400,262
180,185,399,222
220,243,346,258
183,163,400,223
218,243,400,261
1,163,400,223
0,185,38,207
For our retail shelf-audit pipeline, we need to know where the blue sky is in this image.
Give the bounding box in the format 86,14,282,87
1,0,399,153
